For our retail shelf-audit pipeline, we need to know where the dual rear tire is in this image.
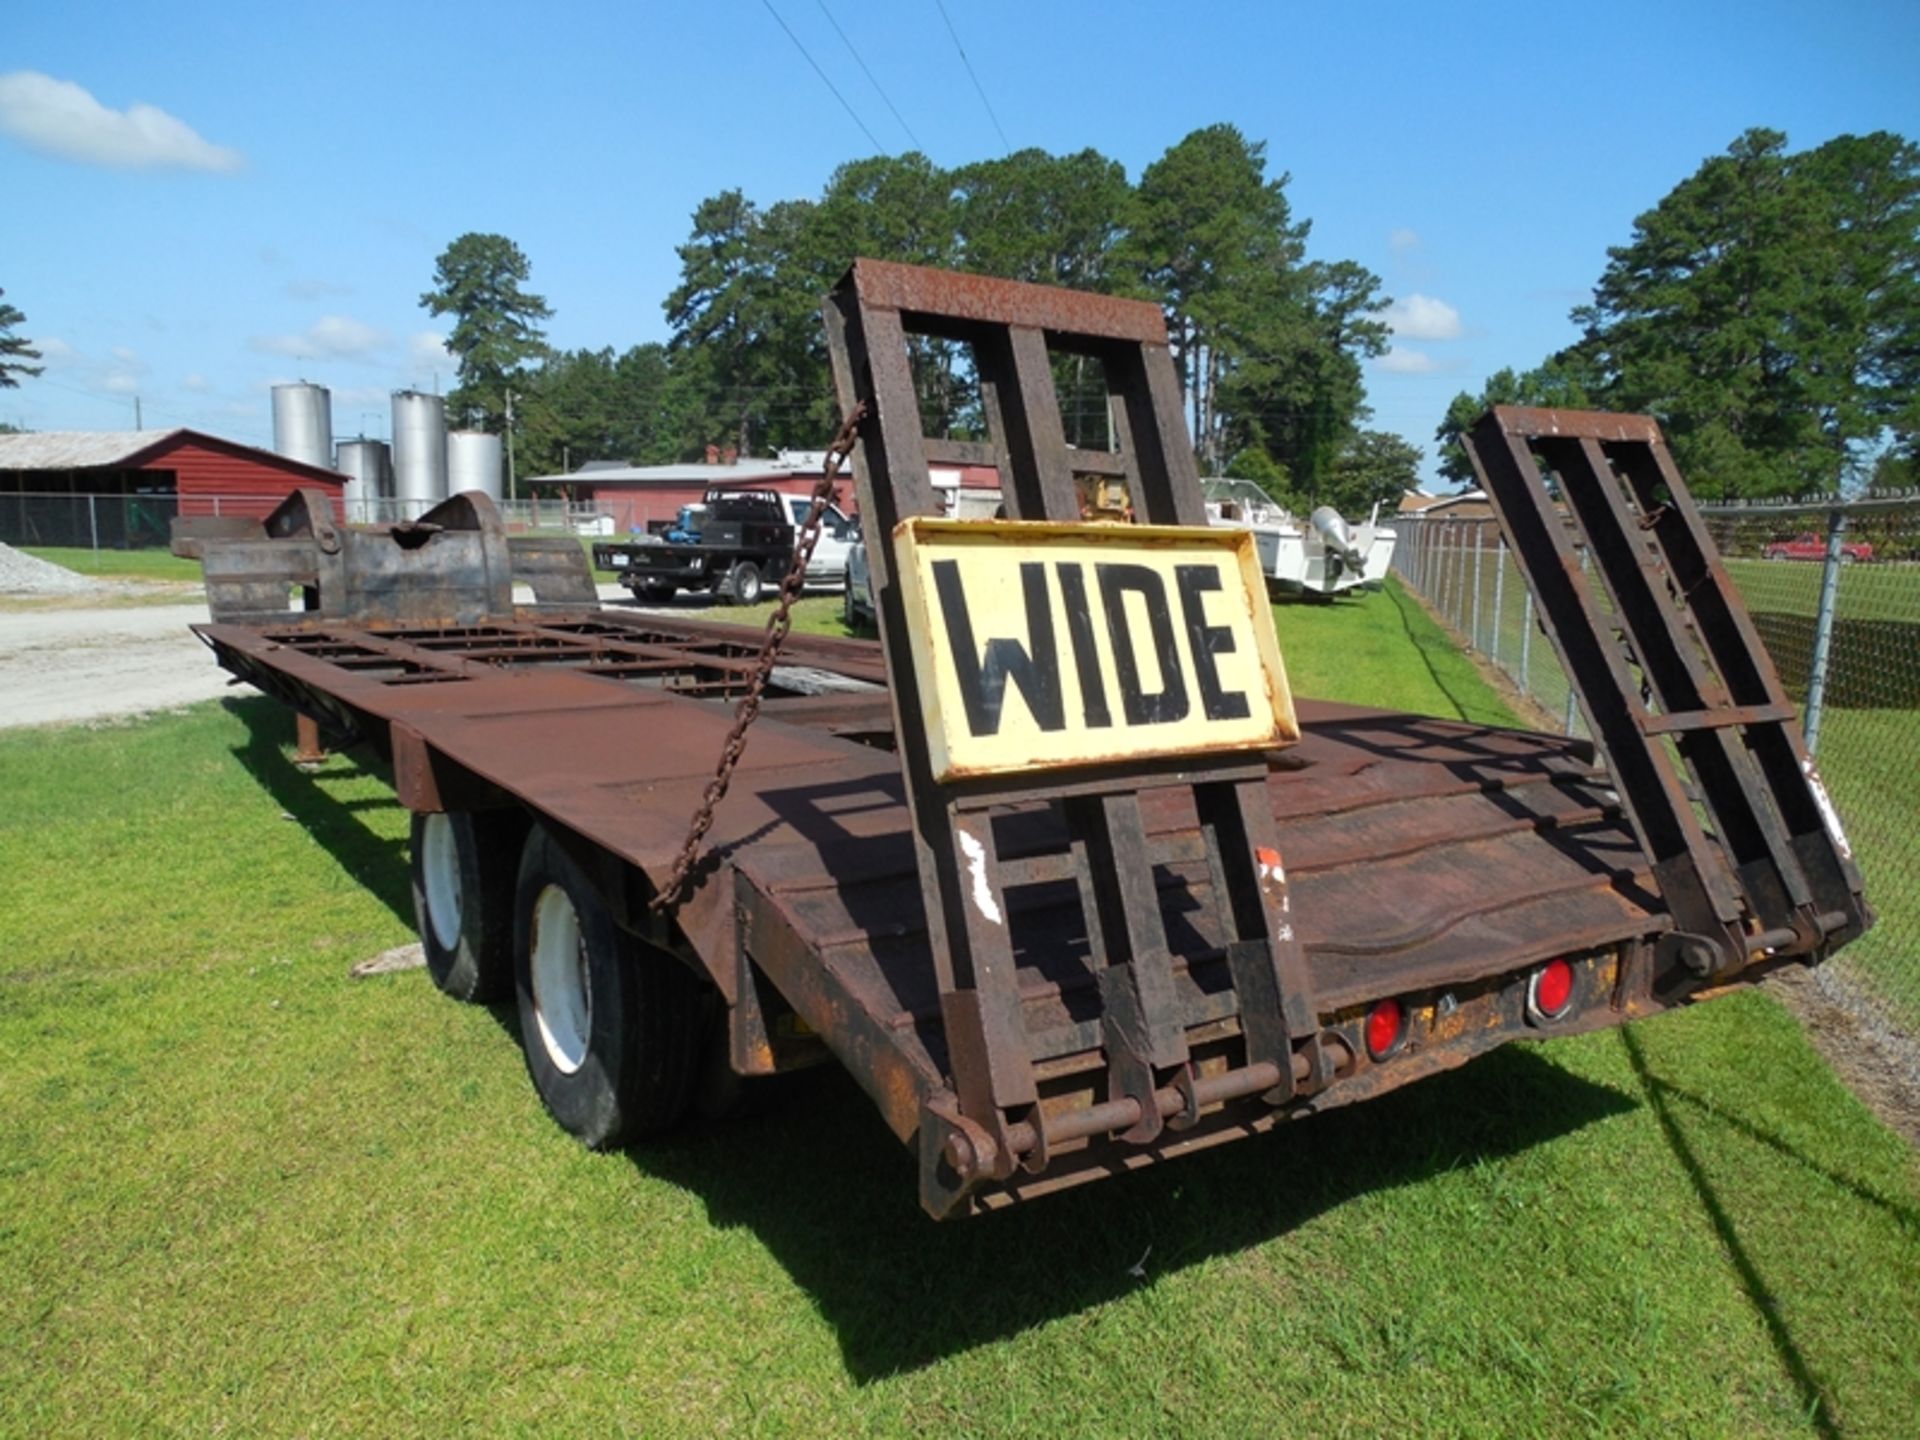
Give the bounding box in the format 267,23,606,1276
408,811,704,1148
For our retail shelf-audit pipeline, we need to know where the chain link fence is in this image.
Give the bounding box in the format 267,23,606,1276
1393,498,1920,1080
0,491,615,551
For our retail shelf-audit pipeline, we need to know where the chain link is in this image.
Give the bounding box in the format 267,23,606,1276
649,402,867,913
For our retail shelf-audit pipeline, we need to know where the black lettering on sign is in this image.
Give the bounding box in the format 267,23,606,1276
932,559,1065,737
1096,563,1189,726
1176,564,1251,721
1054,562,1112,729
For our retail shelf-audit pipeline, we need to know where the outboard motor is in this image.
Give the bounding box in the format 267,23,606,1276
1309,505,1366,578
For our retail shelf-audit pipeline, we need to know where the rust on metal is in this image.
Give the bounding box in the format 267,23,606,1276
178,261,1870,1220
849,258,1169,345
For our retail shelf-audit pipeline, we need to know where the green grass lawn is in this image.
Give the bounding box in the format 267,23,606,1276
17,545,204,583
1722,556,1920,624
2,584,1918,1435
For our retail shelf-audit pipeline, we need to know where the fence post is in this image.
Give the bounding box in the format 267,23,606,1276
1489,536,1505,664
1803,506,1846,756
213,496,221,518
1454,522,1469,631
1519,591,1534,697
87,494,99,556
1470,525,1484,649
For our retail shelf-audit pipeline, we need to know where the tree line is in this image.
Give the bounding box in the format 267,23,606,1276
1435,128,1920,499
424,125,1421,518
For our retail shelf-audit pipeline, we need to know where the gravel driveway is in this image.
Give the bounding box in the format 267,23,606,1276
0,602,240,729
0,583,648,731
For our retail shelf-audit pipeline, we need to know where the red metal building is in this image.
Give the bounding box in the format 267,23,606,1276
526,452,1001,533
0,428,348,549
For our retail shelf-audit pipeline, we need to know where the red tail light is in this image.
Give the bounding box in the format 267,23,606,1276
1528,957,1576,1022
1364,998,1404,1059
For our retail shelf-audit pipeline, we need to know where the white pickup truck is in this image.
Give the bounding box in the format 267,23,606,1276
784,495,858,588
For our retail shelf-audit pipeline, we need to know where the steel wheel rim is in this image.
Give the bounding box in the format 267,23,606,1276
422,813,463,951
530,884,591,1075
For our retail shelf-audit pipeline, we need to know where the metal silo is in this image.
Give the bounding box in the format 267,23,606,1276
391,390,447,517
271,383,333,470
446,429,504,501
334,438,393,523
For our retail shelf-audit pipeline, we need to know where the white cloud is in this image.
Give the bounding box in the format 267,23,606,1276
407,330,456,377
101,371,141,394
182,373,212,393
330,385,392,412
1384,294,1462,341
110,344,142,366
1389,227,1421,254
1377,347,1439,375
0,71,242,172
251,315,391,362
35,336,81,367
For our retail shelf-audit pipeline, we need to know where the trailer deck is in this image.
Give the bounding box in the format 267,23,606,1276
178,260,1866,1218
199,605,1663,1210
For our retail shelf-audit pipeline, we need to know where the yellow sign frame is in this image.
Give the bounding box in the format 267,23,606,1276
892,517,1299,782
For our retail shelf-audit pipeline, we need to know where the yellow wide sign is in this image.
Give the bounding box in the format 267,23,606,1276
893,518,1299,782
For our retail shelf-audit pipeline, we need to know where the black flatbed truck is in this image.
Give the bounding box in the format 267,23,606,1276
593,487,794,604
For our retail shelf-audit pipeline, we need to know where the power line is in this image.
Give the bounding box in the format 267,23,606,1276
27,374,139,412
759,0,885,154
815,1,923,152
931,0,1010,155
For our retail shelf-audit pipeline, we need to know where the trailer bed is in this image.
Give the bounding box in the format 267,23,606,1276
199,605,1667,1204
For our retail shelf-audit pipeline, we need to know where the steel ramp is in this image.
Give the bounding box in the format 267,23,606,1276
1462,406,1868,980
823,260,1327,1214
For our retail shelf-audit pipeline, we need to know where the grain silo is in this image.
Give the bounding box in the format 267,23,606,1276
334,438,393,523
391,390,447,516
446,429,504,501
271,383,333,471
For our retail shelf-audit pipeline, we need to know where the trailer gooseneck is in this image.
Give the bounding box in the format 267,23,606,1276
177,262,1868,1219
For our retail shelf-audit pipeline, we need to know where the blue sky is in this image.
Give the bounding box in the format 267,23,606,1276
4,0,1917,482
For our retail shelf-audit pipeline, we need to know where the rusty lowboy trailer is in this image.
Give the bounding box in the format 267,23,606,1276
179,263,1868,1218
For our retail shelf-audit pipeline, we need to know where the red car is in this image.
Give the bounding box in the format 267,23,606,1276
1763,532,1874,563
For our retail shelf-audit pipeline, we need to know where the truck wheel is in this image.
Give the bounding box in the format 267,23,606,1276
410,810,522,1002
727,561,763,605
629,578,675,603
513,824,703,1147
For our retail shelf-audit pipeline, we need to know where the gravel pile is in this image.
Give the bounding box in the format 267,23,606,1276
0,541,105,596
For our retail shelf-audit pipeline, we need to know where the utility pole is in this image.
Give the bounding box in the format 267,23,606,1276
133,396,142,431
505,389,518,504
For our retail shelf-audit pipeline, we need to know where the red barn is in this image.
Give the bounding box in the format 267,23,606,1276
0,428,348,549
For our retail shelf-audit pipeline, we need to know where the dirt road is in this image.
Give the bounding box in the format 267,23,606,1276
0,602,240,729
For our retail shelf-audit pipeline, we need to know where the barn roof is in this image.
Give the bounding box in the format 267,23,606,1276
0,428,346,483
0,429,194,469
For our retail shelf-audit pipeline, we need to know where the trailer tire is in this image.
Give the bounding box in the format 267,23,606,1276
513,824,702,1147
410,809,522,1003
726,561,763,606
630,578,676,603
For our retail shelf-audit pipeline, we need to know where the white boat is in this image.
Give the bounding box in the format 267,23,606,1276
1202,478,1397,598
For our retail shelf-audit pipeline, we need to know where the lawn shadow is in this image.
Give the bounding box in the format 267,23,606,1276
623,1042,1635,1383
1385,580,1511,725
222,694,414,930
215,693,1644,1385
1621,1028,1842,1439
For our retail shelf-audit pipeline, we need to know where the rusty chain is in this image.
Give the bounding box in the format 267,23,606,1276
649,401,867,913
